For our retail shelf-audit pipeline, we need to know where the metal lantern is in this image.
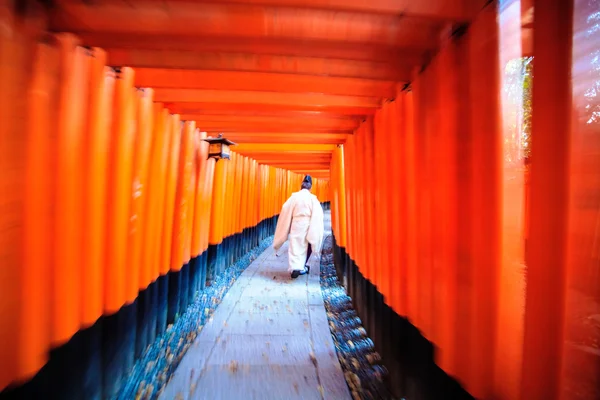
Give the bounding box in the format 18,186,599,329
203,133,236,160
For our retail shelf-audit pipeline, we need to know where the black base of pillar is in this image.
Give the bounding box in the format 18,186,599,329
198,251,207,290
1,318,105,400
157,274,169,336
207,243,223,285
167,267,182,324
0,219,276,400
180,262,190,312
331,236,474,400
136,286,151,359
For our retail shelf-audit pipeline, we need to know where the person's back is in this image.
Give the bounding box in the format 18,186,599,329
273,176,324,278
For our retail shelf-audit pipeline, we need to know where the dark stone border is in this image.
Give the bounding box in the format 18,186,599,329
120,236,274,400
319,235,393,400
330,235,475,400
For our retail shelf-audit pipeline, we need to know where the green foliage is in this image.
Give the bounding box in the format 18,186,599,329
502,56,533,164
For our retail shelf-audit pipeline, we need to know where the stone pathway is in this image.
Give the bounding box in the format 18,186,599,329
160,213,350,400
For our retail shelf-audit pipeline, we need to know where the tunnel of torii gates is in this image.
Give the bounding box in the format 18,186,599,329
0,0,599,399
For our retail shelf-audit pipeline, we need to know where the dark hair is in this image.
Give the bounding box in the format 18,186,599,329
301,174,312,190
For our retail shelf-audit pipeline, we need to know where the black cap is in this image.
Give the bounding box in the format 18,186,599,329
303,175,312,184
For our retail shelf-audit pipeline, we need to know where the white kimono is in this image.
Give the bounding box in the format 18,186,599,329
273,189,324,272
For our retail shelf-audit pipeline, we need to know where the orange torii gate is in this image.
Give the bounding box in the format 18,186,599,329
1,0,599,399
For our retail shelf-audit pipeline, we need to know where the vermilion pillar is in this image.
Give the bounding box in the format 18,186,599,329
521,0,574,398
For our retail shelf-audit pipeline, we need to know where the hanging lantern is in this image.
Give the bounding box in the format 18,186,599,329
203,133,236,161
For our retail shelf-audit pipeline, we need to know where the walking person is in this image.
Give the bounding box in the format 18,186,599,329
273,175,324,278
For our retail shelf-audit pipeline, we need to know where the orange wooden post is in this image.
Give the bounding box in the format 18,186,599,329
344,134,354,284
184,130,199,267
428,52,444,358
230,153,238,240
383,103,393,300
171,121,195,273
387,95,404,314
435,38,460,375
168,120,195,322
203,157,216,254
234,153,244,256
348,130,357,268
259,164,264,226
249,160,257,239
134,101,168,354
269,166,275,220
252,159,257,231
337,146,348,250
412,71,428,334
330,153,336,235
156,114,181,334
126,88,154,305
355,124,366,302
243,158,251,238
191,131,208,260
520,1,573,398
257,165,263,231
450,41,475,389
52,35,88,343
351,129,359,289
404,91,419,323
189,133,201,261
102,64,137,396
468,5,501,397
19,39,57,384
0,7,25,388
183,129,200,305
230,152,239,259
354,127,362,296
208,155,228,280
104,65,136,315
160,115,182,276
364,119,376,286
143,105,169,289
226,152,237,261
372,107,384,294
239,156,248,252
355,125,364,275
81,50,114,326
244,159,252,241
352,129,359,275
343,137,352,264
199,153,216,290
332,150,340,244
222,154,231,248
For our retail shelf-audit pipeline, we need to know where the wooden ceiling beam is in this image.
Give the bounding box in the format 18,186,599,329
256,163,330,170
234,143,336,152
287,169,330,174
159,0,484,21
105,49,411,81
50,1,440,47
164,102,376,116
235,151,333,158
75,34,425,64
254,159,332,165
224,133,348,144
153,89,380,109
261,159,331,164
133,69,396,98
165,109,360,119
198,126,352,133
183,115,359,132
